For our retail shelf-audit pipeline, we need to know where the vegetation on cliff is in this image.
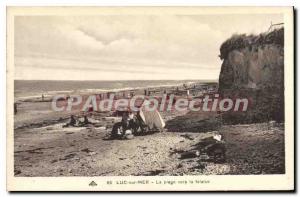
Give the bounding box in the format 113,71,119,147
219,27,284,60
218,27,284,123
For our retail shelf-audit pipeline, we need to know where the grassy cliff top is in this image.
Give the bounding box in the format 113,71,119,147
219,27,284,60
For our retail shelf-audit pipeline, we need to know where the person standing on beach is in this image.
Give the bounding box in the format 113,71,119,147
121,111,130,135
70,115,76,126
42,94,44,101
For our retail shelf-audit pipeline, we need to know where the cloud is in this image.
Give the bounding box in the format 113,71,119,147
14,14,283,80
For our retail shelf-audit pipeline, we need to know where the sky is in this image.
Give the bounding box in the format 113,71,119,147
14,14,283,81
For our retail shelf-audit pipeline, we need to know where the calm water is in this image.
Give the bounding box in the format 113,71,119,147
14,80,206,99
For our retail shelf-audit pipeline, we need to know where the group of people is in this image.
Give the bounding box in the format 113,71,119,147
63,115,91,127
111,111,146,139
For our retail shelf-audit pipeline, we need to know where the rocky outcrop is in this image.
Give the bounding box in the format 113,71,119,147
218,28,284,123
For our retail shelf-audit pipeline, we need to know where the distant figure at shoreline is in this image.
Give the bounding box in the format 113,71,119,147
130,91,134,98
14,103,17,115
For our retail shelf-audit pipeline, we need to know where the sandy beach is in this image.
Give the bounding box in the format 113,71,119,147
14,84,285,176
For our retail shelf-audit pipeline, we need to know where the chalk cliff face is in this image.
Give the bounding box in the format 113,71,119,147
218,28,284,123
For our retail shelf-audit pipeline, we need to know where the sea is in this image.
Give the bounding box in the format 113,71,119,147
14,80,214,100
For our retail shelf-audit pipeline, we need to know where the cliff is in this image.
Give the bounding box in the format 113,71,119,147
218,28,284,123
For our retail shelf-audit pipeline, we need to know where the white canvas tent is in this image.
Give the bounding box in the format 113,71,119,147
139,101,165,131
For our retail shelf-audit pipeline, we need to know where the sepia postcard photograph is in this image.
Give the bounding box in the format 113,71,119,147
6,6,294,191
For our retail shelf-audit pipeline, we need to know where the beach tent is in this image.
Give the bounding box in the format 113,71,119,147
139,101,165,131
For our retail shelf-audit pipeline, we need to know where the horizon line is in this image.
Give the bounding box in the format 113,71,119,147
14,79,219,82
